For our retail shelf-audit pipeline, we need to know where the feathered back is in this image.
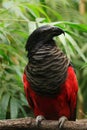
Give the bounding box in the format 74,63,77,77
25,25,70,96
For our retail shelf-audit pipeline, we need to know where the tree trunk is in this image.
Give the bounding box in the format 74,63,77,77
79,0,86,15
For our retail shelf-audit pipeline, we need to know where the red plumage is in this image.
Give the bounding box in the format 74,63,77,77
23,65,78,120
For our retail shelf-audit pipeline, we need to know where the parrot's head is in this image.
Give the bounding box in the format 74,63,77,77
25,25,64,59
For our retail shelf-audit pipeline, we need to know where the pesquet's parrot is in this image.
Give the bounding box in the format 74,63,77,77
23,25,78,128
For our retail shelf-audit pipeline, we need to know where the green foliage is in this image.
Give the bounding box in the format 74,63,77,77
0,0,87,119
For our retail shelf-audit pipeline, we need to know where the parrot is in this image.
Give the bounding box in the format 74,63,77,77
23,25,78,128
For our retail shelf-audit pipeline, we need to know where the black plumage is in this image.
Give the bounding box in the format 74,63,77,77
25,25,70,96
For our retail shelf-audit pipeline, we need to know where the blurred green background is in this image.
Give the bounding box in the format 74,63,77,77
0,0,87,120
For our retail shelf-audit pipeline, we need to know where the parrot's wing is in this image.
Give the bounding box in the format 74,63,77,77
67,66,78,120
70,72,78,120
23,72,34,109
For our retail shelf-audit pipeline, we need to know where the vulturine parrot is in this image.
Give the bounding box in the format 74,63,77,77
23,25,78,128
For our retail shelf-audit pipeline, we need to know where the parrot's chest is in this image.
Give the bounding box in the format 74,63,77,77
33,87,70,120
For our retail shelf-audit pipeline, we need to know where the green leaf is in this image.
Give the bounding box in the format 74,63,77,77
65,33,87,62
20,93,28,106
52,21,87,32
1,93,10,118
18,103,27,117
1,93,10,111
10,97,18,119
58,34,70,59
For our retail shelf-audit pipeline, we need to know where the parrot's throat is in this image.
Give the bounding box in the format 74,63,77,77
25,44,70,96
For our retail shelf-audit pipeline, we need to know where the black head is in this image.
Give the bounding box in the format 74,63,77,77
25,25,64,58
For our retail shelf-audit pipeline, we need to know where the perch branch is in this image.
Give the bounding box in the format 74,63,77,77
0,117,87,130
